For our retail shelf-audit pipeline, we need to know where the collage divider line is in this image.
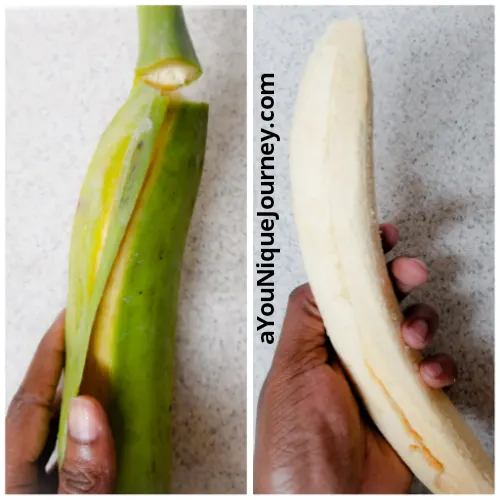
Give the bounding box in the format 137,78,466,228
246,4,254,495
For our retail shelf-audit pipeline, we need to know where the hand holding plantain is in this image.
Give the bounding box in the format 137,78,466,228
6,312,116,494
7,7,208,494
254,225,458,494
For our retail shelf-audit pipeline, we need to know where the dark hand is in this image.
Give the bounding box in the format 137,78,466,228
6,312,116,494
254,224,457,494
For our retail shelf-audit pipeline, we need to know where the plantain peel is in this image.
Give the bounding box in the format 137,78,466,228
58,6,208,493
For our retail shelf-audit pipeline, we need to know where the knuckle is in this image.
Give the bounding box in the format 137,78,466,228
60,462,110,494
6,391,25,424
7,388,32,425
288,284,321,321
410,303,440,329
7,387,51,425
288,283,312,306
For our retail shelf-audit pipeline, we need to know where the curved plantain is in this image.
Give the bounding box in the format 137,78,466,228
289,19,493,494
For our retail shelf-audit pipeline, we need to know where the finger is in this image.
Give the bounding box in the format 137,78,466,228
38,399,61,469
58,396,116,494
388,256,429,300
401,303,439,350
419,354,457,389
272,284,328,374
37,388,63,468
6,311,65,493
380,223,399,253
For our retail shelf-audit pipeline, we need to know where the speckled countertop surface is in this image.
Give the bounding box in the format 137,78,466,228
253,6,494,493
6,7,246,494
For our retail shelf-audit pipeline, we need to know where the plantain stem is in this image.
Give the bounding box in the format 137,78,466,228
135,6,202,90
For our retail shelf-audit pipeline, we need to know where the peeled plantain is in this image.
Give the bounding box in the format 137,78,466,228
289,20,493,494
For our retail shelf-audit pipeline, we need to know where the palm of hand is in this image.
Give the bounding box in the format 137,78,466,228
309,362,412,494
256,358,411,494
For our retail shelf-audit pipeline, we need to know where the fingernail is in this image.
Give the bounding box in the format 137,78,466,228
423,361,443,378
410,258,428,274
68,398,98,443
408,319,429,343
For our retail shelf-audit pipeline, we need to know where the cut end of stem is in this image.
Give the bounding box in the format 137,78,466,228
138,61,201,91
136,6,202,92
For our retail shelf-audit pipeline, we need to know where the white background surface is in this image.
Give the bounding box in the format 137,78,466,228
253,6,494,493
6,7,246,494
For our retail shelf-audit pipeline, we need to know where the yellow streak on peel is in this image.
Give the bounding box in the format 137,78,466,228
80,103,179,407
81,209,137,406
81,171,147,405
86,139,130,293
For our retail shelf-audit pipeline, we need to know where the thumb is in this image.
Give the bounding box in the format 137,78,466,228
272,283,328,374
58,396,116,494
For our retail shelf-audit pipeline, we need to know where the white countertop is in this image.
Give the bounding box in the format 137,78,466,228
253,6,494,493
6,7,246,494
